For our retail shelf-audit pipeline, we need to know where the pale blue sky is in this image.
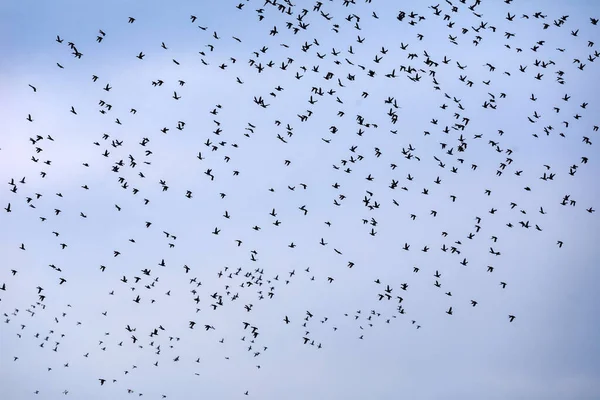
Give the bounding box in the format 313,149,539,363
1,1,600,399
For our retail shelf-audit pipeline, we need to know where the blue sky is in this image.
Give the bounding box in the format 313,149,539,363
1,0,600,399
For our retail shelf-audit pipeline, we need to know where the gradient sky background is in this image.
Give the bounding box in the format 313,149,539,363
1,0,600,399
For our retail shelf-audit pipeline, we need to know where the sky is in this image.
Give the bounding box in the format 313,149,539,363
1,0,600,399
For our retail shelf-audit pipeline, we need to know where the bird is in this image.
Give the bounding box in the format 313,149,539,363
3,4,596,398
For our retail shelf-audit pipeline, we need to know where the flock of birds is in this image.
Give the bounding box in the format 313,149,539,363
2,0,598,398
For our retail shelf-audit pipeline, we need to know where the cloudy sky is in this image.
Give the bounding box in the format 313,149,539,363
1,0,599,399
